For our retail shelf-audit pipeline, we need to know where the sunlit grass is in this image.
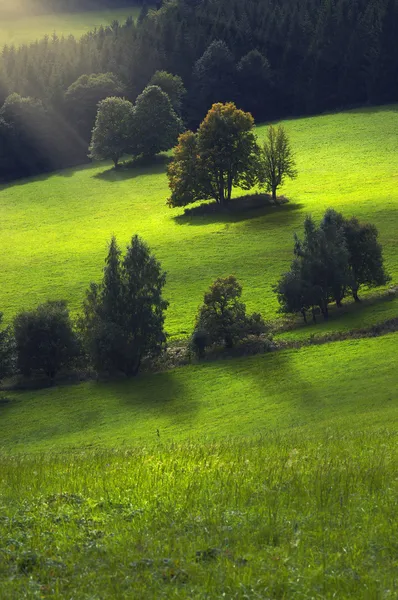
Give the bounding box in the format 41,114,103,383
1,334,396,454
1,406,397,597
0,7,139,47
0,335,397,596
0,105,397,340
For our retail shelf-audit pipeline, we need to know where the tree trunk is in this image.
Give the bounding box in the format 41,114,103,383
113,156,119,169
311,307,317,323
321,302,329,320
301,309,307,323
352,289,361,303
272,185,277,202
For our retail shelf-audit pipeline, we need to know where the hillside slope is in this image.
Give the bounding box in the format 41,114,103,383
1,105,397,339
1,334,397,454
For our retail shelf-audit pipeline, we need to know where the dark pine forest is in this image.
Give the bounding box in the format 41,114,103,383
1,0,398,181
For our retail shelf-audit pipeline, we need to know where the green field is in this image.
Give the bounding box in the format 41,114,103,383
1,334,397,453
0,7,140,47
0,105,397,597
1,335,397,597
1,105,397,339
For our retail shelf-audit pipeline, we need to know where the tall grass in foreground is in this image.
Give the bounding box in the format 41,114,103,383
1,430,397,598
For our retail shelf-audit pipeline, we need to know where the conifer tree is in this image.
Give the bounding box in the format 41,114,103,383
80,235,168,376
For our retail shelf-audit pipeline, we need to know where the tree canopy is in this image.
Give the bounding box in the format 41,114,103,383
168,102,260,207
80,235,168,376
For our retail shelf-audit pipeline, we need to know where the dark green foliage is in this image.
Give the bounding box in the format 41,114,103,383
191,40,237,120
195,276,267,349
0,313,14,381
13,301,80,380
276,210,391,322
89,97,134,167
149,71,186,114
65,73,125,142
321,209,391,302
190,328,210,359
80,235,168,376
237,50,272,119
0,92,87,181
2,0,398,179
168,102,260,207
131,85,183,158
274,260,314,324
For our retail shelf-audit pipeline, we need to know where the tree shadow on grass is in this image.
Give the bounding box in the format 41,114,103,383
174,196,304,227
113,368,199,426
212,348,321,429
92,154,170,183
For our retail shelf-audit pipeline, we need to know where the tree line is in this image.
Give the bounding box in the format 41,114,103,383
1,0,398,180
0,210,389,384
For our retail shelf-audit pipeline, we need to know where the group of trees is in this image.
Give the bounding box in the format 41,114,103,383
167,102,296,207
0,234,168,382
275,210,391,322
0,207,390,384
0,69,185,180
1,0,398,180
89,82,183,166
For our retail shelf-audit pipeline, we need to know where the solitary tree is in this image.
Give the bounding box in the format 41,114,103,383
89,97,134,168
149,71,186,114
131,85,183,159
260,124,297,201
168,102,261,207
194,276,266,349
13,301,80,381
80,235,168,376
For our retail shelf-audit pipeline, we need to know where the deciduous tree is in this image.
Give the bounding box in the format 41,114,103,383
168,102,260,207
194,276,266,349
65,72,125,141
149,70,186,114
131,85,183,159
13,301,80,381
321,209,391,302
89,97,134,168
259,125,297,202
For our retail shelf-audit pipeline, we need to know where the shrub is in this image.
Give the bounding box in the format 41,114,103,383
13,300,80,381
195,276,267,350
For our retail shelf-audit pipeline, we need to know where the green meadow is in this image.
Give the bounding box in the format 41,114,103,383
1,105,397,339
1,335,398,598
0,7,139,47
1,334,397,453
0,104,397,597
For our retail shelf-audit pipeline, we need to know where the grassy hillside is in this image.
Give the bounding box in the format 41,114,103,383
0,7,139,47
0,105,397,339
0,335,397,598
1,334,397,454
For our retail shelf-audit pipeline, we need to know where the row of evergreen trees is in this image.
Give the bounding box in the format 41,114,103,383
0,211,389,384
1,0,398,180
